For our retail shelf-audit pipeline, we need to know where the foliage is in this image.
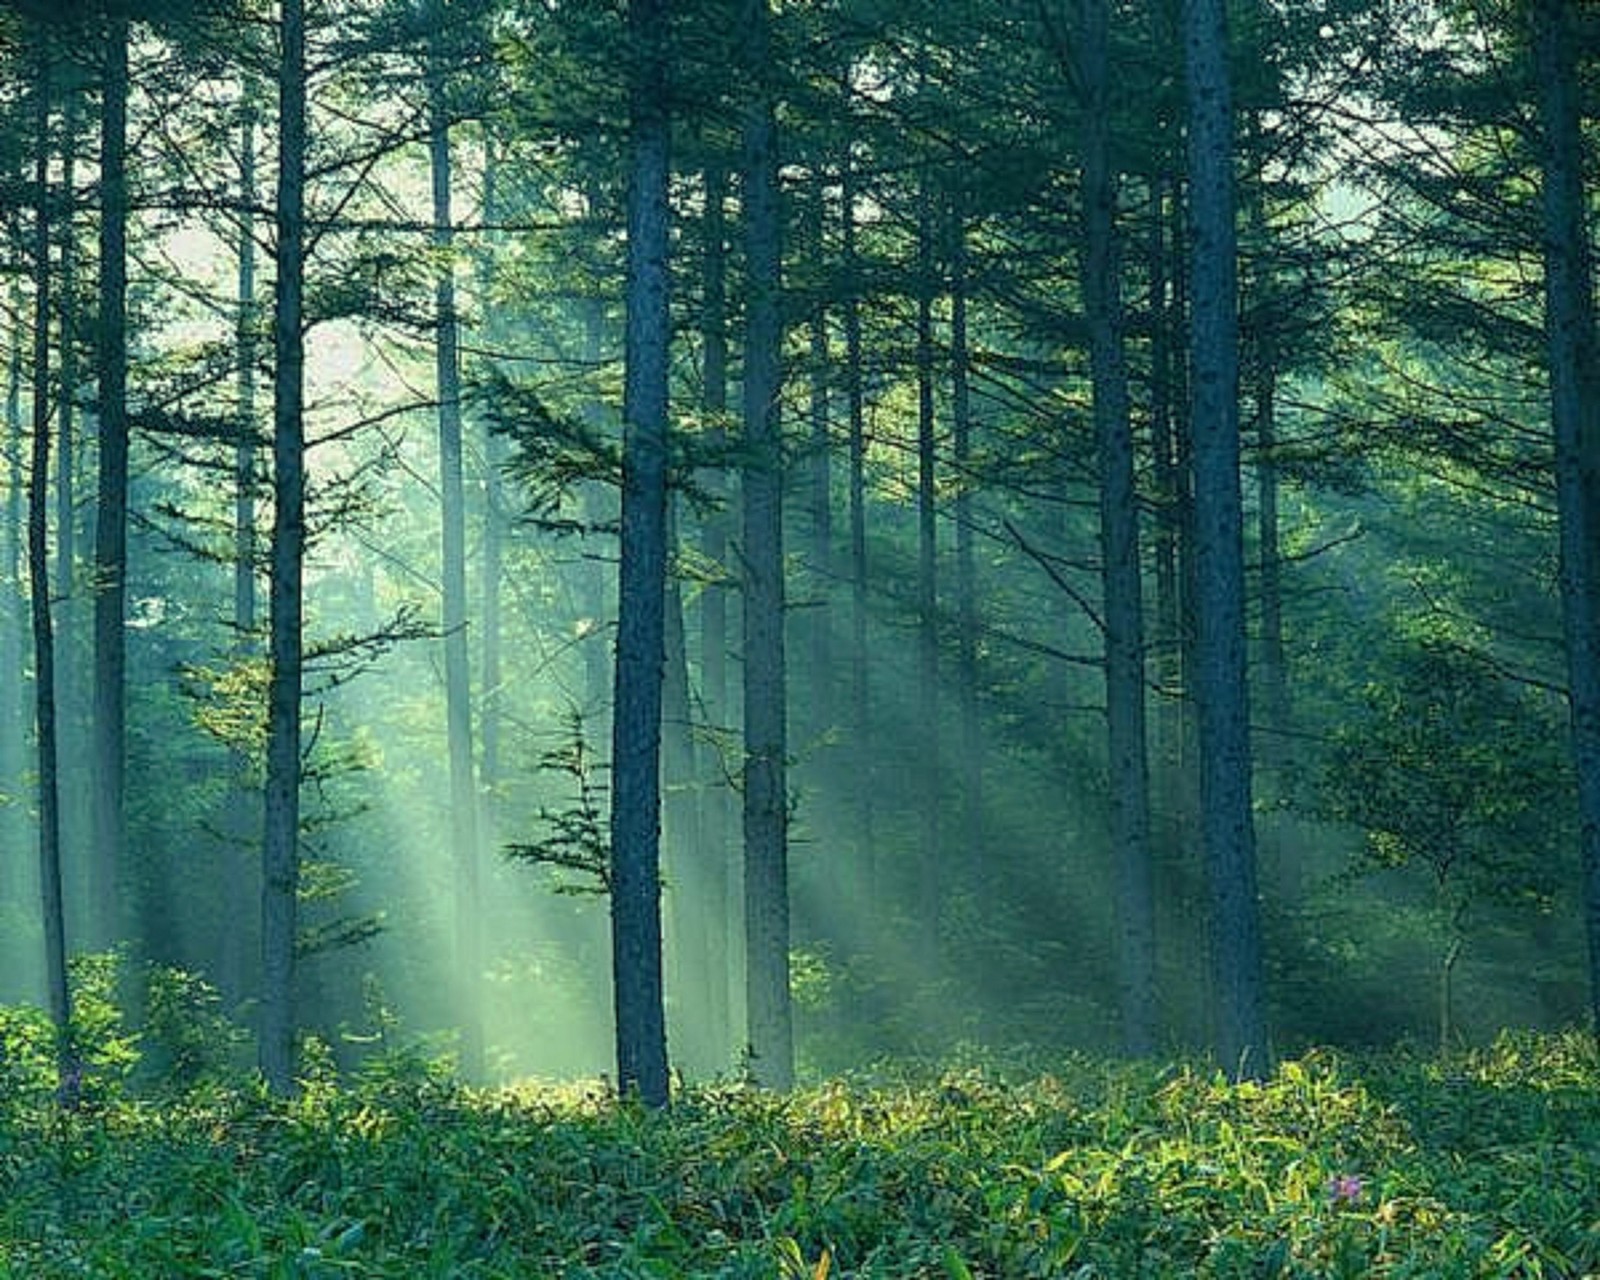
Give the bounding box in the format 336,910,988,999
0,1032,1597,1276
504,707,613,896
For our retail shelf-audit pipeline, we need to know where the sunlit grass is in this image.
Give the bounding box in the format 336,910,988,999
2,1029,1596,1277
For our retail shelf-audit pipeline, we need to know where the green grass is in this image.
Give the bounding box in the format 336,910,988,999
2,1031,1597,1277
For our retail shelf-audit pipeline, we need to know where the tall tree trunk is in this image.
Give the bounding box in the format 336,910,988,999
1082,0,1157,1057
950,206,981,891
661,502,705,1070
2,287,27,935
479,137,505,839
914,177,940,965
260,0,308,1094
428,4,484,1082
91,11,129,952
697,160,734,1065
806,186,833,738
741,0,793,1090
1533,0,1600,1054
842,135,875,905
56,92,76,608
609,0,672,1108
1182,0,1267,1079
29,46,75,1100
224,85,262,1007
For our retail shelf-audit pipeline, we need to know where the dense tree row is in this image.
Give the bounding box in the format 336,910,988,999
0,0,1597,1102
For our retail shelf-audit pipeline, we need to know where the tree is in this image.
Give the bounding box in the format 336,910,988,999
608,0,672,1108
1319,640,1570,1052
740,0,792,1091
1182,0,1268,1078
426,0,484,1082
26,30,77,1101
1076,0,1157,1057
1531,0,1600,1050
260,0,308,1094
91,4,130,950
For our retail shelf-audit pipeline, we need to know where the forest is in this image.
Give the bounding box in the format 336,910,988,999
2,0,1600,1269
0,0,1595,1092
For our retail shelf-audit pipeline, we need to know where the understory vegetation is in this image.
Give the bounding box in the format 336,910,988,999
2,1016,1596,1278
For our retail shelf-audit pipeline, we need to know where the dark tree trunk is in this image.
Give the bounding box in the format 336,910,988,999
260,0,308,1095
1532,0,1600,1054
29,47,76,1099
428,8,484,1082
1182,0,1267,1079
1082,0,1157,1057
740,0,793,1091
91,12,129,952
609,0,672,1108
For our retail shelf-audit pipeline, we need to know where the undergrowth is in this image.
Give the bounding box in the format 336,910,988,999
1,1029,1596,1277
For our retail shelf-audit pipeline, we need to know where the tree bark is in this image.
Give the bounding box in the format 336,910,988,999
950,206,981,890
29,44,76,1099
2,286,26,933
223,83,262,1008
1082,0,1157,1057
1182,0,1268,1079
428,2,484,1082
260,0,308,1095
915,174,941,965
697,160,734,1065
842,135,875,904
741,0,793,1090
1532,0,1600,1054
609,0,672,1108
91,10,129,952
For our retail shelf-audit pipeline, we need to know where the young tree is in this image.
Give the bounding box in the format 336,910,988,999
1182,0,1268,1078
609,0,672,1108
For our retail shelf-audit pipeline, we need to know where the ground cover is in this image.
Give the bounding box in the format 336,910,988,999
1,1031,1597,1277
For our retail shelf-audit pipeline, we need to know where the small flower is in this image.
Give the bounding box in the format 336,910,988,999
1328,1173,1364,1204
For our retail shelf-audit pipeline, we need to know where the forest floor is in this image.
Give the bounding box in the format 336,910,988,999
1,1030,1597,1277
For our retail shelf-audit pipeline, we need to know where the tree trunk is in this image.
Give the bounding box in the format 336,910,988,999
29,46,76,1101
1182,0,1268,1079
2,288,27,939
697,160,734,1065
428,6,484,1082
1082,0,1157,1057
260,0,308,1095
1532,0,1600,1055
479,137,505,839
224,84,262,1008
609,0,672,1108
915,176,941,967
91,11,129,953
842,136,875,905
950,206,981,891
806,185,833,738
741,0,793,1090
